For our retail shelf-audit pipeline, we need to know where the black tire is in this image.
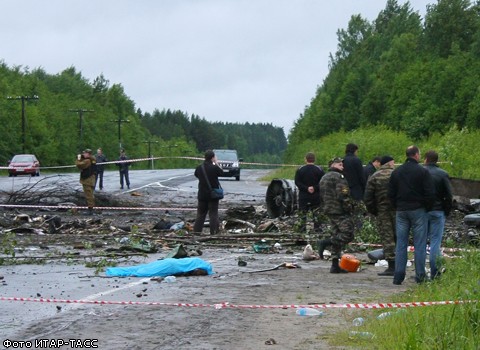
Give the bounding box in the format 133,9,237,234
235,175,240,181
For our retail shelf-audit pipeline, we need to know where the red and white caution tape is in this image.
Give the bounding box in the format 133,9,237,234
0,296,476,310
0,203,203,212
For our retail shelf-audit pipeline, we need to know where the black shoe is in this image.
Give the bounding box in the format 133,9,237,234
330,265,349,273
330,258,348,274
393,279,402,285
378,268,395,276
378,260,395,276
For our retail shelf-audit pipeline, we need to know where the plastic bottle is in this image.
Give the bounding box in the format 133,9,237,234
296,308,324,316
163,276,176,283
352,317,365,327
170,221,185,231
349,331,374,339
377,311,393,320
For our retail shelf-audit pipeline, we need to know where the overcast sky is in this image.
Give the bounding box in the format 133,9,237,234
0,0,432,135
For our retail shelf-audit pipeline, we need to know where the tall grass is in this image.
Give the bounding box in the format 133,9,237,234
280,125,480,181
336,250,480,349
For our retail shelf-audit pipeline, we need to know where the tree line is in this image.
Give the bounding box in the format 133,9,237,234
288,0,480,150
284,0,480,180
0,64,287,169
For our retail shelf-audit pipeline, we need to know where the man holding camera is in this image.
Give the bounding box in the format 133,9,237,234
75,148,97,215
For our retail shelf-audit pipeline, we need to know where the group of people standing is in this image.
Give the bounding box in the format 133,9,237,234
295,143,452,284
75,148,132,215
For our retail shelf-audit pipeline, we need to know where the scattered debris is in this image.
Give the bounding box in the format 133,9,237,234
302,244,320,261
243,262,301,274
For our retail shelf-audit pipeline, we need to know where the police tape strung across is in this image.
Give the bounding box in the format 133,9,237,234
0,296,477,310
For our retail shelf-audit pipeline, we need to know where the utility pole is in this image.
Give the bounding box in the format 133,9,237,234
160,144,178,168
7,95,39,153
111,117,130,149
143,140,159,169
69,109,94,151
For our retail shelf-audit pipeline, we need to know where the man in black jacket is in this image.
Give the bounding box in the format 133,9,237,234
424,150,452,279
343,143,366,201
193,150,224,235
388,145,435,285
294,152,325,232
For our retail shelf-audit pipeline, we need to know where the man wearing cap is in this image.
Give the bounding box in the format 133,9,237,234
318,157,355,273
75,149,97,215
388,145,435,285
364,155,396,276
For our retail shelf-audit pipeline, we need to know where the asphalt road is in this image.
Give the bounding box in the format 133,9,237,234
0,168,274,344
0,169,271,202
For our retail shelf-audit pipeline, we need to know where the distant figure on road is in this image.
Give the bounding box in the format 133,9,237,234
116,149,131,190
75,148,97,215
95,148,107,191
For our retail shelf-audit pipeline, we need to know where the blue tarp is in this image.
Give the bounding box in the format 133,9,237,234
105,257,214,277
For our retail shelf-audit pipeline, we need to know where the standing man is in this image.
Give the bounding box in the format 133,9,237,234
364,155,396,276
318,157,355,273
343,143,366,201
193,150,224,235
95,148,107,191
363,156,381,182
75,148,97,215
424,150,453,279
294,152,325,232
388,145,434,285
116,149,131,190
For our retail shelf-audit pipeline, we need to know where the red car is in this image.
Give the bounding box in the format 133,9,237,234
8,154,41,177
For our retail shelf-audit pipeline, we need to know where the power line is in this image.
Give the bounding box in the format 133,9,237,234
69,109,94,151
111,117,130,149
7,95,40,154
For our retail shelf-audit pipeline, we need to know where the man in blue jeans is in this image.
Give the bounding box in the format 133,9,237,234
424,150,452,279
388,146,435,285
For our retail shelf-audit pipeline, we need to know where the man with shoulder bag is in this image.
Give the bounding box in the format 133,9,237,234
193,150,224,234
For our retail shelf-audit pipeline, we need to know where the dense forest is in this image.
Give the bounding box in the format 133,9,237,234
2,0,480,179
0,65,287,169
287,0,480,165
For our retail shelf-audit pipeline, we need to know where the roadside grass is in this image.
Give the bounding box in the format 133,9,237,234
332,249,480,349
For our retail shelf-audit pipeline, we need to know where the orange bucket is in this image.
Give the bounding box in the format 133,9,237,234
339,254,361,272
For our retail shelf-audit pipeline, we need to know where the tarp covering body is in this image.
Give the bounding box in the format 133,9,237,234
105,257,214,277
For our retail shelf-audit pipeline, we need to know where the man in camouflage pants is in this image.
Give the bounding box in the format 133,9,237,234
364,156,396,276
318,157,355,273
